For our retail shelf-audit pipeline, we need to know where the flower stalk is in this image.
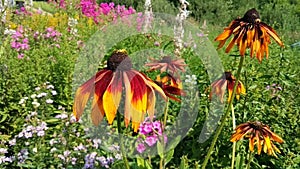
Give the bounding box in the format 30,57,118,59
160,97,170,169
117,111,130,169
231,104,236,169
202,56,245,169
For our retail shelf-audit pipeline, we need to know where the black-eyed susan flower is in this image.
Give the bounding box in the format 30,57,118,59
155,73,185,102
230,121,284,157
145,56,186,75
209,71,245,103
215,8,284,62
73,49,167,132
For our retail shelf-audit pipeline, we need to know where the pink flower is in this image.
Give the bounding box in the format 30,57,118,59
18,53,24,59
145,136,158,146
136,143,146,153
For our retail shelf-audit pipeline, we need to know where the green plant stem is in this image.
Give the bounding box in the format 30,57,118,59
201,56,245,169
246,151,253,169
160,98,170,169
117,111,130,169
231,104,236,169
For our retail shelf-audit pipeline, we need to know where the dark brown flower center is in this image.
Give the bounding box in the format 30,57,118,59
107,50,132,71
225,71,234,81
161,56,172,63
250,121,263,130
242,8,261,24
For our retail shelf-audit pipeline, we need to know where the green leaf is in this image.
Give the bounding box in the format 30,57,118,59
165,149,174,165
136,157,152,169
157,140,164,158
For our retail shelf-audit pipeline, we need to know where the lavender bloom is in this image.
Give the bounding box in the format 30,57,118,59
83,152,97,169
9,138,16,146
17,149,28,164
74,143,86,151
71,157,77,165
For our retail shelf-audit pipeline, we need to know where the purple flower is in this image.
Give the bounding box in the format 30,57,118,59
71,157,77,165
17,149,28,164
84,152,97,169
145,135,158,146
136,143,146,153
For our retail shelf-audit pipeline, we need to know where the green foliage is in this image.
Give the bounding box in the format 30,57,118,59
0,0,299,168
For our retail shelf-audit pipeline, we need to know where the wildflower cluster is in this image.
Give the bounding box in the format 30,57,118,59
136,118,167,153
80,1,136,24
19,82,57,108
10,26,29,59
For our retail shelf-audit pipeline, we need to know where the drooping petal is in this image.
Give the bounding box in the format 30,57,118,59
73,70,107,120
73,76,95,121
91,70,113,125
103,71,123,124
260,22,284,47
123,72,132,128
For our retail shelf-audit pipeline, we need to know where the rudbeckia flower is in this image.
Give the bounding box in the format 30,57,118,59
145,56,186,75
209,72,246,103
155,73,185,102
215,8,284,62
230,121,284,157
73,49,167,132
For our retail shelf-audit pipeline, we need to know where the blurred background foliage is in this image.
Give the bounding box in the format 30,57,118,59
98,0,300,44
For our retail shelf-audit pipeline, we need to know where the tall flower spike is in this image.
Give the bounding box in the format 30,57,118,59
209,71,246,103
73,50,167,132
230,121,284,157
215,8,284,62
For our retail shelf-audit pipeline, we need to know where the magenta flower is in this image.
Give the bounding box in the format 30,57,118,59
145,135,158,146
136,143,146,153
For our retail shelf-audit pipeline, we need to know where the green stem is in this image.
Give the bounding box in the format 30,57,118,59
231,104,236,169
246,151,253,169
201,56,245,169
160,98,170,169
117,111,130,169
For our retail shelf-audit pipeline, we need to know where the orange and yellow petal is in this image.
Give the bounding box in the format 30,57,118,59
73,76,95,121
103,72,123,124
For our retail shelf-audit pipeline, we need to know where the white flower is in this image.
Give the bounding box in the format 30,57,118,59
35,87,41,91
46,85,54,89
0,148,8,154
19,99,25,104
51,90,57,95
37,92,47,98
4,28,16,35
50,147,57,153
46,99,53,104
31,94,37,99
32,101,40,108
31,111,37,116
32,148,38,153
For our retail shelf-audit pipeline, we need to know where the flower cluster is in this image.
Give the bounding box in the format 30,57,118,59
0,148,13,164
80,1,136,24
17,121,48,138
10,26,30,59
42,27,62,48
19,82,57,108
136,118,167,153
